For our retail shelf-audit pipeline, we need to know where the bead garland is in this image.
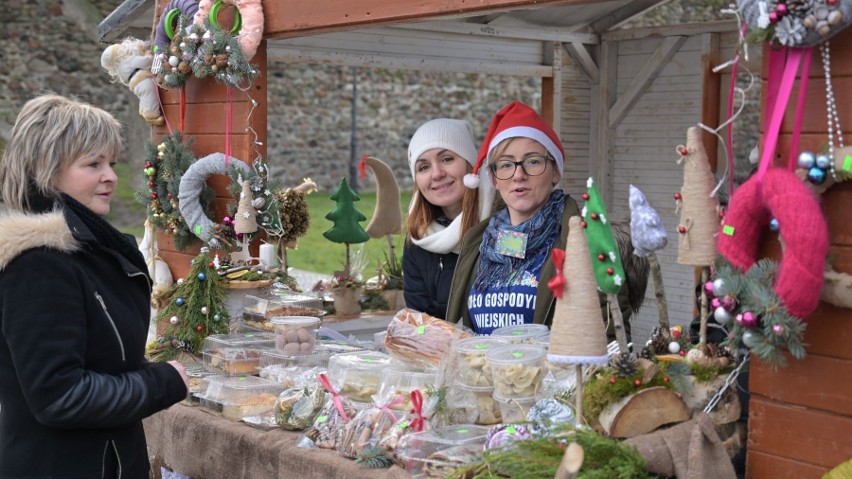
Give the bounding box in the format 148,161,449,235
821,40,844,180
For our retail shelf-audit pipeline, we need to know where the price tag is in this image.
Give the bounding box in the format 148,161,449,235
316,415,328,424
723,225,735,236
512,352,523,358
417,325,426,335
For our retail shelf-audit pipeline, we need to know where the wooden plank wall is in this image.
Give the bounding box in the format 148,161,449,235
746,29,852,478
559,52,592,195
154,35,268,280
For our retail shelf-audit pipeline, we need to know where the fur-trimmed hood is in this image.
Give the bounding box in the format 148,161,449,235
0,210,80,271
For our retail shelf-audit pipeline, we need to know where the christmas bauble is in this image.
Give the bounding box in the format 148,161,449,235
175,297,185,306
668,341,681,354
213,313,221,322
741,311,759,328
815,154,832,169
711,297,722,309
720,295,738,312
177,278,185,285
196,325,203,332
769,218,780,232
201,306,209,315
807,166,827,184
169,316,179,325
714,306,732,325
197,272,206,281
704,281,715,296
797,151,816,169
772,324,785,336
168,56,180,67
742,330,759,348
712,278,726,296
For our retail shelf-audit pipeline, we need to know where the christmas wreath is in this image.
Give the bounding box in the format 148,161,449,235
137,132,216,251
154,0,199,55
194,0,264,61
738,0,852,47
188,19,260,87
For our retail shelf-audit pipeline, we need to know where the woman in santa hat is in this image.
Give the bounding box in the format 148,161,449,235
446,101,631,334
403,119,495,318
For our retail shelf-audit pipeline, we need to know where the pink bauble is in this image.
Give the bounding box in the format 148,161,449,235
704,281,716,297
772,324,785,336
711,297,722,309
741,311,759,328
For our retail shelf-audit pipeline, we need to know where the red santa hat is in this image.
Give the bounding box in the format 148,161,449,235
464,101,565,189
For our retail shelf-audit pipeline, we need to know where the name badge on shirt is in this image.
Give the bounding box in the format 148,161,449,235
496,229,528,259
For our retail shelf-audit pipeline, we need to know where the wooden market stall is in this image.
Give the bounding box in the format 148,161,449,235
98,1,852,477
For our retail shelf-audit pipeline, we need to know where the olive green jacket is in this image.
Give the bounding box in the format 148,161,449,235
445,195,633,338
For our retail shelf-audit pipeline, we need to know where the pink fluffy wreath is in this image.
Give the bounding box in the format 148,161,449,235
195,0,263,61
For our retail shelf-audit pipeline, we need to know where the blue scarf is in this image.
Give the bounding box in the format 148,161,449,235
474,189,566,289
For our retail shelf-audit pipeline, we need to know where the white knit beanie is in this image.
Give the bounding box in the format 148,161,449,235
407,119,478,179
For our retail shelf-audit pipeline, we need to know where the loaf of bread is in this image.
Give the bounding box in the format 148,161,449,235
384,309,470,367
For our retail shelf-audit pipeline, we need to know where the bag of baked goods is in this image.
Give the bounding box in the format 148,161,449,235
303,373,357,449
393,424,489,477
378,389,436,463
384,309,471,368
336,387,404,458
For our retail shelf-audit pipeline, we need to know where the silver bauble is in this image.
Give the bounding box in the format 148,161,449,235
714,306,733,325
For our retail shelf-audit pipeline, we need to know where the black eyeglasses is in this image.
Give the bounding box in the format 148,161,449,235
489,154,552,180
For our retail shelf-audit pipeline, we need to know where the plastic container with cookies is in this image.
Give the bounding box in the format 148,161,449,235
196,375,283,420
240,291,323,332
327,350,391,403
493,394,536,423
452,383,502,425
202,333,275,375
271,316,321,354
491,323,550,344
393,425,489,477
455,336,509,387
486,344,546,398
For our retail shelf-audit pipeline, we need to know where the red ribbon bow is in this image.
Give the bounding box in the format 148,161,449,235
379,395,405,423
318,373,350,423
547,248,566,299
358,155,369,180
409,389,426,432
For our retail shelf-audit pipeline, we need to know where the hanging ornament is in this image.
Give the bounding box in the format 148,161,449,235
712,278,726,296
742,330,760,348
201,306,209,315
668,341,681,354
197,272,207,281
175,297,185,306
714,307,733,325
213,313,221,322
196,325,203,333
170,316,179,325
177,278,185,285
772,324,785,336
711,297,722,309
736,311,759,329
704,281,716,297
769,218,780,232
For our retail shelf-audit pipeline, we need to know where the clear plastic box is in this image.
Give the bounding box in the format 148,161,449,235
378,366,438,410
493,394,537,423
491,323,550,344
393,425,489,477
196,375,283,420
486,344,547,398
271,316,321,354
327,351,392,403
201,333,275,375
455,336,509,387
201,332,276,350
258,340,366,369
241,291,324,332
453,383,502,425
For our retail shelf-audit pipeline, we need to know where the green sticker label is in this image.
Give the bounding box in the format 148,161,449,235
723,225,735,236
316,415,328,423
474,343,488,350
195,225,202,235
456,428,468,434
512,352,524,358
844,155,852,172
397,421,410,430
362,358,374,363
417,325,426,335
511,331,524,336
507,426,517,434
244,334,255,338
239,376,247,381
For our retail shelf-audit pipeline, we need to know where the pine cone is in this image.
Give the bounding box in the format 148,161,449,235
610,352,638,378
640,345,654,360
650,332,670,355
786,0,815,17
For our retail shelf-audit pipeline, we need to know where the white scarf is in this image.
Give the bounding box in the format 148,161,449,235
411,216,463,254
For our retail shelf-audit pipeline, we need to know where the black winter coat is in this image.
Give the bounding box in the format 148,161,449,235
0,207,187,479
402,243,458,319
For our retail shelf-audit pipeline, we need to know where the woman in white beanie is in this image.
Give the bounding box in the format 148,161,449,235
403,118,495,319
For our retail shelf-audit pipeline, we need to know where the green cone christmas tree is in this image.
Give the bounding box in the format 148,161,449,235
148,250,230,361
582,177,628,351
324,178,370,280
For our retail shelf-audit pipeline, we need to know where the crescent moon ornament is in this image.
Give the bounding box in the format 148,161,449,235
360,156,402,238
178,153,251,243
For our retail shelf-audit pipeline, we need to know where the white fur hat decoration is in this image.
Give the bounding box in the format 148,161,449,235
407,118,479,179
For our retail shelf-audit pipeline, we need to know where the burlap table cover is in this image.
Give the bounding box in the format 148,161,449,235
144,404,411,479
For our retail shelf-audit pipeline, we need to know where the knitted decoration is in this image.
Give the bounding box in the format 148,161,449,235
233,180,257,234
154,0,199,55
100,39,163,126
676,127,720,267
717,167,829,319
581,178,625,294
178,153,251,243
194,0,264,61
547,217,609,367
628,185,668,257
358,156,402,238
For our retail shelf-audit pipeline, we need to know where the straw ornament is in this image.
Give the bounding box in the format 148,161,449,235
676,127,720,266
547,216,609,367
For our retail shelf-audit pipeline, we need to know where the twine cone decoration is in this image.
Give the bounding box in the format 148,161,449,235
234,180,258,234
676,127,720,266
547,216,609,366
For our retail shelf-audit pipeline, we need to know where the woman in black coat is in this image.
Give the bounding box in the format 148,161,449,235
0,95,189,478
402,118,495,318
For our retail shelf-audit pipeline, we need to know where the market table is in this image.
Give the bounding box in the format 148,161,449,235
144,404,410,479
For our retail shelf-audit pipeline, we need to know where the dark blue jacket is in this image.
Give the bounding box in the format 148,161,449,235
402,242,458,319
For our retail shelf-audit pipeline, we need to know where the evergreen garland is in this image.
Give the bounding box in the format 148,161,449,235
449,425,653,479
714,257,807,368
190,19,260,87
137,132,215,252
148,251,230,361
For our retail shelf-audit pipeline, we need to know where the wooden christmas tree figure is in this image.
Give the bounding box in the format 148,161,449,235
323,177,370,280
629,185,670,334
548,216,610,425
149,250,230,361
581,177,628,352
232,179,257,263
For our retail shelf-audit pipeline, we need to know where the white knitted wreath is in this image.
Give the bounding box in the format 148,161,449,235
178,153,251,242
